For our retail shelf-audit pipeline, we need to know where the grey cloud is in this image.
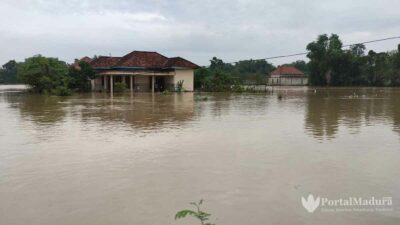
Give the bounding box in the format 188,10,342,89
0,0,399,66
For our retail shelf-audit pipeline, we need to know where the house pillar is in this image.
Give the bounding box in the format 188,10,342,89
110,75,113,94
130,76,133,92
91,79,95,91
152,75,155,93
103,76,107,90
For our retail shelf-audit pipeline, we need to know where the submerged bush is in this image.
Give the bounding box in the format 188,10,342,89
52,86,72,96
17,55,70,94
113,82,127,93
68,61,96,92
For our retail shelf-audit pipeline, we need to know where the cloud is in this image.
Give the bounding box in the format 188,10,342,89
0,0,399,66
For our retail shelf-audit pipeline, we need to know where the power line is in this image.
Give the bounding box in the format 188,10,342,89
343,36,400,47
221,35,400,65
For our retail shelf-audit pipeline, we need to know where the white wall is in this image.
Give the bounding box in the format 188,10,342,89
267,77,308,86
174,69,194,91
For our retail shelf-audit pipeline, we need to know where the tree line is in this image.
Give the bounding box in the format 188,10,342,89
307,34,400,86
1,34,399,94
0,55,95,95
194,34,400,89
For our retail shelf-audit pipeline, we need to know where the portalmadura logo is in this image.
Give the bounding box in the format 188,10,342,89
301,194,393,213
301,194,320,213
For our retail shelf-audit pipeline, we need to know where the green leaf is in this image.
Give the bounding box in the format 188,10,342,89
175,210,197,220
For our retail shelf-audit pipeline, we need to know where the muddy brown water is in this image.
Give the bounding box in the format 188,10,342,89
0,85,399,225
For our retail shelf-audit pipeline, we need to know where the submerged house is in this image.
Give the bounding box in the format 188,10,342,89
86,51,199,92
267,66,308,86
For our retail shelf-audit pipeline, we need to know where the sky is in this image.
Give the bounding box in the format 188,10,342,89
0,0,400,66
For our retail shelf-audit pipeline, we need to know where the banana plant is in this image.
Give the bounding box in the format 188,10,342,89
176,80,185,92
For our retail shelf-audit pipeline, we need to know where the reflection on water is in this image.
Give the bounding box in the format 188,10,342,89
3,92,196,132
3,87,400,139
304,88,400,140
1,86,400,225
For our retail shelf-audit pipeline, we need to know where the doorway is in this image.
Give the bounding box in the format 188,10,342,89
155,76,166,92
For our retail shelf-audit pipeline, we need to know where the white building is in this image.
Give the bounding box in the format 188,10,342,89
267,66,308,86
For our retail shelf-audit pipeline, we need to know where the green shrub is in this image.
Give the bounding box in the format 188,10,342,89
52,86,72,96
113,82,127,93
231,84,244,92
68,61,96,92
17,55,70,93
162,90,171,95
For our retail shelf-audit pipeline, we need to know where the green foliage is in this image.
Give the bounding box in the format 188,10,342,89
203,70,235,91
175,200,215,225
195,57,275,91
306,34,400,86
196,36,399,88
68,61,96,92
233,59,275,84
0,60,18,84
162,90,172,95
176,80,185,92
17,55,70,95
52,86,72,96
113,82,127,93
306,34,342,85
288,60,309,74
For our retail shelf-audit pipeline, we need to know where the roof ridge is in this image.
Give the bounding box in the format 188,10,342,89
97,55,121,58
90,51,199,69
131,50,157,53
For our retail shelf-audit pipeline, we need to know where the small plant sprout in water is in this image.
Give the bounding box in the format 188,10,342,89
175,200,215,225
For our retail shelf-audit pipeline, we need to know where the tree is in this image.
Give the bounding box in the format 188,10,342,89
209,57,226,71
17,55,70,94
364,51,391,86
0,60,18,84
233,59,275,84
306,34,368,86
194,57,275,90
0,68,3,83
68,61,96,92
194,67,210,89
289,60,309,74
388,46,400,85
306,34,331,85
350,44,366,57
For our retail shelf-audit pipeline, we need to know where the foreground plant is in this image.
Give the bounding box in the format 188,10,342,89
176,80,185,92
175,200,215,225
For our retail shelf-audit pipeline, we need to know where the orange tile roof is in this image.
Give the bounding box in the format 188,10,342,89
114,51,169,68
79,56,92,64
88,51,199,69
90,56,121,68
164,57,200,69
271,66,304,75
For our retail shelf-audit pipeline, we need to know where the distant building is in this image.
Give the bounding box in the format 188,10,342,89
77,51,199,92
267,66,308,86
72,56,92,70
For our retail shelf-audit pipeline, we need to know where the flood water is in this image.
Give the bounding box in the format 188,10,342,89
1,85,400,225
